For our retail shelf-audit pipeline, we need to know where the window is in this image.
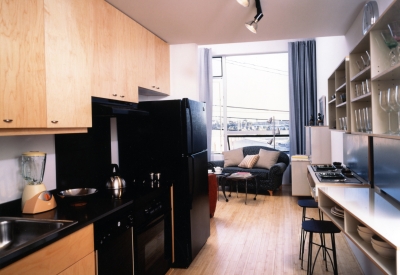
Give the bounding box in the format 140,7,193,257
211,53,289,156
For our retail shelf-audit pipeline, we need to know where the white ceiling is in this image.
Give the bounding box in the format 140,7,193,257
105,0,367,45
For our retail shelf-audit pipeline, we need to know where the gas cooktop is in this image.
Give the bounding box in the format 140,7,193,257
311,164,338,172
315,172,361,183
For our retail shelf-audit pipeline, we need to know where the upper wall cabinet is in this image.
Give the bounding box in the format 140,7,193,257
0,0,93,135
91,0,138,103
136,27,170,96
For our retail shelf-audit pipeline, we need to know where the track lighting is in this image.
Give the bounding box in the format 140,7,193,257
244,0,263,34
237,0,250,7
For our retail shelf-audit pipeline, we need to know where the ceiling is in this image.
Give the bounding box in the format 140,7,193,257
105,0,367,45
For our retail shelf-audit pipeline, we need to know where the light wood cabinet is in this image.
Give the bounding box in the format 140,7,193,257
0,0,47,129
0,0,92,134
137,29,170,96
305,126,331,164
0,224,94,275
91,0,138,103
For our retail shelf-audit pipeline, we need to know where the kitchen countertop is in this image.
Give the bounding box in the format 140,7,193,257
0,190,134,269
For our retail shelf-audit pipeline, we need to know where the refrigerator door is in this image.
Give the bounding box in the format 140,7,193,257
183,99,207,155
188,150,210,264
173,149,209,268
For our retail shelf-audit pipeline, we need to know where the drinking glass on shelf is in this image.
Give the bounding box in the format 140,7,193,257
356,60,363,72
365,50,371,66
354,110,360,132
355,84,361,97
344,117,348,131
365,79,370,94
358,109,366,132
391,86,400,135
379,89,395,134
365,107,372,133
361,82,366,95
381,30,398,66
339,117,343,130
388,21,400,59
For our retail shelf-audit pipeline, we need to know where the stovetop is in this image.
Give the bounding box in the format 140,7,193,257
315,171,362,183
311,164,338,172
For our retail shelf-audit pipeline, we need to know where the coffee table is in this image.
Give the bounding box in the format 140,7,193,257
224,173,258,204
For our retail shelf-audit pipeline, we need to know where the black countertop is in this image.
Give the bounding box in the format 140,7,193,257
0,184,169,269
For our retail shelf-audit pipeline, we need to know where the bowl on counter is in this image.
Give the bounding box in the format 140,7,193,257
371,235,392,248
357,228,373,242
57,188,98,206
357,224,373,234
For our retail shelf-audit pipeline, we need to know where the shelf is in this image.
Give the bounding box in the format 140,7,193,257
328,98,336,104
351,66,371,82
372,63,400,81
336,82,346,92
337,102,347,108
351,93,371,103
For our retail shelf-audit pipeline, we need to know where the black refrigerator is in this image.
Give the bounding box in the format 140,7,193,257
117,98,210,268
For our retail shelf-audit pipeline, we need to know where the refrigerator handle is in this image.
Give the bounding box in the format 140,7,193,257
188,155,195,209
186,102,194,153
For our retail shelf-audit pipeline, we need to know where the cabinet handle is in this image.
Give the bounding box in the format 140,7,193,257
112,93,117,97
3,119,13,123
51,120,58,124
120,95,125,98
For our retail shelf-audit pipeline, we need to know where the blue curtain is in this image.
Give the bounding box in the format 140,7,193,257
288,40,317,155
199,48,213,160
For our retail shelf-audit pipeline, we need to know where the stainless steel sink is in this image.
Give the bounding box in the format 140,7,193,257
0,217,77,258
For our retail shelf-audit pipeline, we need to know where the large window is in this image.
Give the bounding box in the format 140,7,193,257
212,53,289,155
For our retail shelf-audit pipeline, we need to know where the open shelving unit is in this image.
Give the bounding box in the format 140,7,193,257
328,0,400,139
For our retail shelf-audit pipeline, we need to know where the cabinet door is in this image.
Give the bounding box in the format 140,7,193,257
58,251,95,275
136,26,156,91
155,36,170,95
44,0,92,128
0,0,47,128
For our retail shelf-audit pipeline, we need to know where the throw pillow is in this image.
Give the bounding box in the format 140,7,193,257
255,149,280,169
238,154,260,169
222,148,244,167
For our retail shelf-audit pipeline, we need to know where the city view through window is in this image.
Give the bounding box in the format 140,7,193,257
212,53,289,155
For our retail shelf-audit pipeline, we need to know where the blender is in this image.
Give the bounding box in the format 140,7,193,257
21,151,56,213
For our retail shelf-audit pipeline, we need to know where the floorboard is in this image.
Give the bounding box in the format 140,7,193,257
167,185,363,275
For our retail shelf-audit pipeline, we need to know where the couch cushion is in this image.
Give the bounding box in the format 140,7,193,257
238,154,259,168
222,148,244,167
255,149,280,169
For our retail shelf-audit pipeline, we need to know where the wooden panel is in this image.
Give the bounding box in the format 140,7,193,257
0,0,46,128
92,0,118,100
44,0,93,128
136,26,156,91
0,128,87,136
58,251,95,275
0,224,94,275
155,36,170,95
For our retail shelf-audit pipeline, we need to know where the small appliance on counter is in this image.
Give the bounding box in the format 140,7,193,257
21,151,57,214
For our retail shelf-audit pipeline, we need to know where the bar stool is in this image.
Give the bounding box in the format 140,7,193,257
302,220,341,275
297,199,323,266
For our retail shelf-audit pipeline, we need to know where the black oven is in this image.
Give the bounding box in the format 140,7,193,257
133,187,171,275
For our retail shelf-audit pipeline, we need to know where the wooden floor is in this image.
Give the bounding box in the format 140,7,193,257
167,185,363,275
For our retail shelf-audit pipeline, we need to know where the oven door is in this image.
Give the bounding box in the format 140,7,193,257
135,214,169,275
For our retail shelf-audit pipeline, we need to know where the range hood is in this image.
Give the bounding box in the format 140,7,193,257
92,97,148,116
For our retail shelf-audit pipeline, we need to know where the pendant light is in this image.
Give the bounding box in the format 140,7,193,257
237,0,250,7
244,0,263,34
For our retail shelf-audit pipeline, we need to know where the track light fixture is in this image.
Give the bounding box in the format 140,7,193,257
244,0,263,33
237,0,250,7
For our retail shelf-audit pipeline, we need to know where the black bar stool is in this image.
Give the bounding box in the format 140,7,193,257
297,199,323,266
302,220,341,275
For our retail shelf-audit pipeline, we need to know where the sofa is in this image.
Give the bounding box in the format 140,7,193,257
209,146,290,195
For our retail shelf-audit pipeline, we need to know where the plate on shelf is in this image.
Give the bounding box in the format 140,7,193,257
331,206,344,218
334,206,344,214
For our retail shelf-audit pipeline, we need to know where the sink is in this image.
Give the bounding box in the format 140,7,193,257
0,217,77,259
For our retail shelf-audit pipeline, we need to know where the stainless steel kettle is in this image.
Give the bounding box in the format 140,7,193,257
106,164,126,190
